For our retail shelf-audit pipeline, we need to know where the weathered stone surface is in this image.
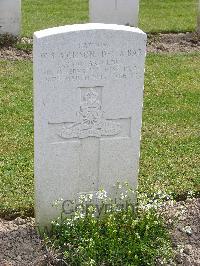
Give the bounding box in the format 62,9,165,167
0,0,21,36
34,23,146,226
89,0,139,26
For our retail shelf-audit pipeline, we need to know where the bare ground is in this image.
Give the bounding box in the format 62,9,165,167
161,198,200,266
147,32,200,53
0,37,32,61
0,32,200,61
0,217,48,266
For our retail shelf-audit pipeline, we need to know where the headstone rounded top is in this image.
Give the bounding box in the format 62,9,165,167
89,0,139,26
34,23,146,39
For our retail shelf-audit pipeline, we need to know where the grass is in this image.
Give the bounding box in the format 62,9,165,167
22,0,197,37
140,0,197,33
0,53,199,218
140,53,200,196
0,60,33,218
22,0,88,37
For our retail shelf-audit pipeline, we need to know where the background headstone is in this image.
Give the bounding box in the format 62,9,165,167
89,0,139,26
0,0,21,36
34,23,146,226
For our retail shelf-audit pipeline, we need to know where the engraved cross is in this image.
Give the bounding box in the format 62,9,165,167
49,86,131,190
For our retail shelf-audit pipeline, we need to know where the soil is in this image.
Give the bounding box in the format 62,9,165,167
160,198,200,266
147,32,200,53
0,217,48,266
0,198,200,266
0,37,32,61
0,32,200,61
0,47,32,61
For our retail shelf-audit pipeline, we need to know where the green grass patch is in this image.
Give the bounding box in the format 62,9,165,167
22,0,197,37
139,53,200,196
15,42,32,53
0,53,199,217
22,0,88,37
139,0,197,33
0,60,33,218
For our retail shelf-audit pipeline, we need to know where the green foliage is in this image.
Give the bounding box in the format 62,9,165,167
14,42,32,52
46,188,173,265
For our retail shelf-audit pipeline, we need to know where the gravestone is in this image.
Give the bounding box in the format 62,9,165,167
34,23,147,226
0,0,21,36
89,0,139,26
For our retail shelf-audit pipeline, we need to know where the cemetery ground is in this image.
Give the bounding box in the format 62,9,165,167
0,48,199,266
0,0,200,265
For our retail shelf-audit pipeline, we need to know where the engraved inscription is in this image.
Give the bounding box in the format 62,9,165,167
59,88,121,139
39,41,143,82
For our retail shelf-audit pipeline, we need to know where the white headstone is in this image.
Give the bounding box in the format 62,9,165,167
34,24,146,226
89,0,139,26
0,0,21,36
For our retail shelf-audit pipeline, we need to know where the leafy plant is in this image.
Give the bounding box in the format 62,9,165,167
44,185,173,266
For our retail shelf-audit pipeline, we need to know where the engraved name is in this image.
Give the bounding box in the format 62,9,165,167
39,42,143,82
